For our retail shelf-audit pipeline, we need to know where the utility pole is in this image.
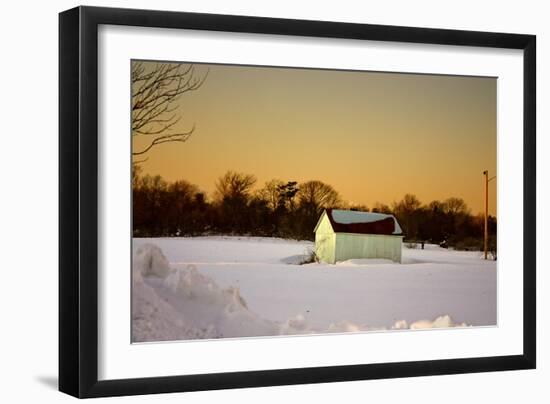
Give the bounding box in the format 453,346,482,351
483,170,496,260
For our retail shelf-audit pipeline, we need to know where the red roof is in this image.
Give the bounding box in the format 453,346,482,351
322,209,402,236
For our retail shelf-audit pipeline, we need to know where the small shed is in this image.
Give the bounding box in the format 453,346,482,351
314,209,403,264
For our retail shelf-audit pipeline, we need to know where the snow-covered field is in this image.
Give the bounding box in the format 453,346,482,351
132,236,496,342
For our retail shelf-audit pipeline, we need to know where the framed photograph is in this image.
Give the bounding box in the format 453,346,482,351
59,6,536,398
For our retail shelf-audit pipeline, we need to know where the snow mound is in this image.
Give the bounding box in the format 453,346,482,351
410,315,467,329
280,314,310,334
163,264,248,309
132,243,471,342
392,320,409,329
328,321,362,333
133,244,304,341
134,243,171,278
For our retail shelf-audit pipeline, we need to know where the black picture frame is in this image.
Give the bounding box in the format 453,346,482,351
59,6,536,398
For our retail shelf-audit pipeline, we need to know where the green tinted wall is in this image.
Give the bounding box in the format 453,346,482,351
334,233,403,263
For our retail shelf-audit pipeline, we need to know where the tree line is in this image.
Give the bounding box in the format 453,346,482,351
133,167,496,251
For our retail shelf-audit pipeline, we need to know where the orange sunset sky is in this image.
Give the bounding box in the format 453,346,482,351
133,61,497,216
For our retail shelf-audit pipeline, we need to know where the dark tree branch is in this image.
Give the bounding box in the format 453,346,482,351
131,61,208,159
133,126,195,156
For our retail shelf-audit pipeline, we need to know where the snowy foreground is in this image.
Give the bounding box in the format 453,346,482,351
132,237,496,342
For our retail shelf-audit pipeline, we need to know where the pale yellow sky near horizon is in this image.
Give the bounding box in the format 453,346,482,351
133,61,497,216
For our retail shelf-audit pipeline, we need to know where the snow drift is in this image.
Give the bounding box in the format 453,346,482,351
132,242,475,342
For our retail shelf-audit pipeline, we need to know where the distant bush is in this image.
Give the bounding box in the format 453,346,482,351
451,237,484,251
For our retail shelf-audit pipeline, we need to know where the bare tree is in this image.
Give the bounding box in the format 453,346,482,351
442,197,470,238
214,171,257,202
298,180,341,214
349,204,369,212
371,202,392,214
393,194,422,215
132,61,208,157
392,194,422,238
442,197,469,216
255,179,285,211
